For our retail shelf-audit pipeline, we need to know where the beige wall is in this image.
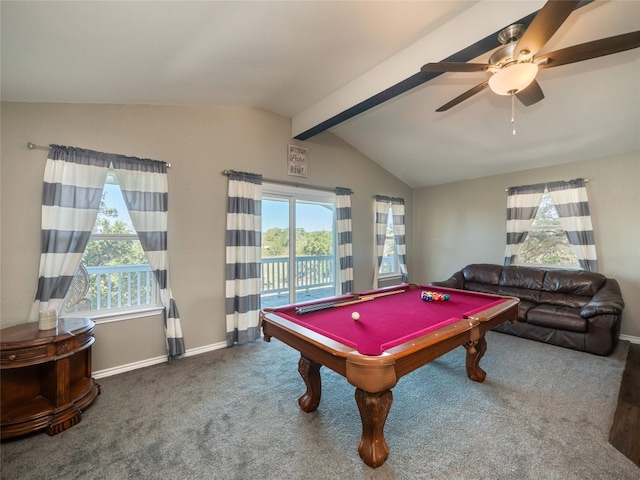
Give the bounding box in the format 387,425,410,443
2,102,637,374
0,102,413,371
412,152,640,339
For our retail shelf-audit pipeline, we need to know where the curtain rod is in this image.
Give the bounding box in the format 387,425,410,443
27,142,172,168
222,169,352,194
504,178,589,192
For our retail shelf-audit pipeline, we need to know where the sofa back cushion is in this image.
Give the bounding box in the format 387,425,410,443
497,285,541,303
456,264,609,309
500,266,546,290
538,291,591,308
462,264,502,285
462,264,503,294
542,270,606,296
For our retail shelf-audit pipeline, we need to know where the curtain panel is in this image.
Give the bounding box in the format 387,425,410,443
29,145,110,320
336,187,354,294
503,183,546,266
225,171,263,346
390,197,408,283
111,156,185,358
546,178,598,272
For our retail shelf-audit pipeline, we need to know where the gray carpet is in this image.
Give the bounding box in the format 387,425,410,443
1,332,638,480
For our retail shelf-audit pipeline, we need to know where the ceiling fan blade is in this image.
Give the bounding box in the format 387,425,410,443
537,31,640,69
436,81,489,112
421,62,490,73
514,0,580,60
516,80,544,106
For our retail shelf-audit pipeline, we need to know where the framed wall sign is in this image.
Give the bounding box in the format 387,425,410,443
287,145,308,178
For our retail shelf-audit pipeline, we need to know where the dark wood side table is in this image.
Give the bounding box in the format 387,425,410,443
1,318,100,439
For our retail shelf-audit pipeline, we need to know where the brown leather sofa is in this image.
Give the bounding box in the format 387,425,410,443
431,264,625,355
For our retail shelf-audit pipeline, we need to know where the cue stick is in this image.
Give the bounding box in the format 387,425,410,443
295,288,405,315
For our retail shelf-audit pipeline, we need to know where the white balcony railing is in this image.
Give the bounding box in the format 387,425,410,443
261,255,334,295
84,265,155,311
80,255,348,312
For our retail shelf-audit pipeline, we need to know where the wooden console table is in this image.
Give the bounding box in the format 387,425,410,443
1,318,100,439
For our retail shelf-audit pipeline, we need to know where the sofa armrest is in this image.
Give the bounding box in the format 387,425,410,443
430,271,464,289
581,278,625,318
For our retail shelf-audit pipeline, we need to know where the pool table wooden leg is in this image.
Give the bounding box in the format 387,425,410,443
354,388,393,468
464,335,487,382
298,355,322,412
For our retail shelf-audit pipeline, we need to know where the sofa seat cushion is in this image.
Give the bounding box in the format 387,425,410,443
517,300,537,322
526,304,587,333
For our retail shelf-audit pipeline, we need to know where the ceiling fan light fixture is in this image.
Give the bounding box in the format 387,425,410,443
488,63,539,95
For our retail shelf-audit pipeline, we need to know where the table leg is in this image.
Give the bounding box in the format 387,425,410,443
464,335,488,382
298,356,322,412
354,388,393,468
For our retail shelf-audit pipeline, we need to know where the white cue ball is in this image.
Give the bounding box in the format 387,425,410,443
351,311,360,320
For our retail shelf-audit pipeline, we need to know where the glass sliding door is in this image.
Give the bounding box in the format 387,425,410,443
261,185,337,308
261,197,291,306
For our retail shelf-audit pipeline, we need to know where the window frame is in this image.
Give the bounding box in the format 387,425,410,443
62,170,162,322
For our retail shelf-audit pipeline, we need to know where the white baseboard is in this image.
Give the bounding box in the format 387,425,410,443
94,334,640,379
619,334,640,345
93,340,227,379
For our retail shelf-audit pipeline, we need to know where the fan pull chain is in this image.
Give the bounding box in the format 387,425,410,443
511,93,516,136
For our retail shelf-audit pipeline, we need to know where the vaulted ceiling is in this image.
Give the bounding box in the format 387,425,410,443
2,1,638,187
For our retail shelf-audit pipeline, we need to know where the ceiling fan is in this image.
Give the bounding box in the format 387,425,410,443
421,0,640,112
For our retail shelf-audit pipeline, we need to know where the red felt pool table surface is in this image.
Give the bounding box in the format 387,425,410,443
270,285,507,355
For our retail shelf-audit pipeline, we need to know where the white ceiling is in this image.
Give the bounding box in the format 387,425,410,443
2,1,639,188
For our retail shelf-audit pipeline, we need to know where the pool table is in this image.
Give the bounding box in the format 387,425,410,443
259,284,519,468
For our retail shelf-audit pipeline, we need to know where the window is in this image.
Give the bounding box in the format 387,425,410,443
379,206,399,276
517,192,579,268
261,184,338,308
63,171,159,316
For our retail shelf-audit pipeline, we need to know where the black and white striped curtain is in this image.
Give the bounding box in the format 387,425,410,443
546,178,598,272
225,171,262,346
372,196,408,287
29,145,110,320
111,157,185,358
372,196,390,288
336,187,354,294
504,183,546,266
391,197,408,283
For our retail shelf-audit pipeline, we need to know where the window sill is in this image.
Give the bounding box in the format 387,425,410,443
63,306,164,325
377,273,404,288
378,273,404,280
